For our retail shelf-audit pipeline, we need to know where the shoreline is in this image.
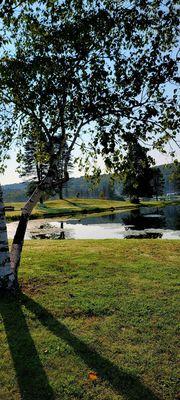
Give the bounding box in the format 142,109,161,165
5,198,180,222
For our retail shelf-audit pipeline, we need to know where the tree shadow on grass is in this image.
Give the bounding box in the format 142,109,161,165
0,296,55,400
0,292,161,400
21,293,161,400
65,199,84,208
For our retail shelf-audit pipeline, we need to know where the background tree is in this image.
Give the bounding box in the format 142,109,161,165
19,136,72,201
169,161,180,194
151,167,165,200
18,135,49,204
0,0,179,289
122,140,154,203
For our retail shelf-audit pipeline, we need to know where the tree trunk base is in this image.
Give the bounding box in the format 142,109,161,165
0,272,17,295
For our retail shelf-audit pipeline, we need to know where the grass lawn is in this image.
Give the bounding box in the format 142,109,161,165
5,197,180,221
0,240,179,400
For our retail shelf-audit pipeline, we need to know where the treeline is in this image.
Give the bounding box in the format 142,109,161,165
2,182,29,203
58,163,180,200
2,163,180,203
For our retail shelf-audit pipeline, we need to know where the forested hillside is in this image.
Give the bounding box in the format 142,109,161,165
2,163,180,202
2,182,29,202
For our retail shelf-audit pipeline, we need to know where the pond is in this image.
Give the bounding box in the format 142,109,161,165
7,205,180,240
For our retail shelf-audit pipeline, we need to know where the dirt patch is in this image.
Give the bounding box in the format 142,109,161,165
20,277,61,295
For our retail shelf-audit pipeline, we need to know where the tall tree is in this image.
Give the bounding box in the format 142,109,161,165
122,140,154,203
19,135,49,204
0,0,179,289
151,167,165,200
19,135,71,202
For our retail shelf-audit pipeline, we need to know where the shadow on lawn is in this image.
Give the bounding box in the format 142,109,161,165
0,293,161,400
65,199,83,208
0,296,55,400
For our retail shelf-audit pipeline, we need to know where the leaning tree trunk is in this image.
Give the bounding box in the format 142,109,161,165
0,185,15,290
10,183,46,278
11,171,69,281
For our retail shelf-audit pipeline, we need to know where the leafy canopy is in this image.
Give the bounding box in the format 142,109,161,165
0,0,179,178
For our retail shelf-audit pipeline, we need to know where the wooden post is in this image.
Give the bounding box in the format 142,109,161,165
0,184,15,290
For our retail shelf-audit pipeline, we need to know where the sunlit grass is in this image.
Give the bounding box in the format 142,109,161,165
5,197,180,221
0,240,179,399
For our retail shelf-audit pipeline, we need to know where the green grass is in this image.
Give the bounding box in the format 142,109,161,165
0,240,179,400
5,197,180,221
4,198,137,220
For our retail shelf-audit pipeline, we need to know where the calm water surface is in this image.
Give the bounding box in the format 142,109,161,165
7,205,180,240
59,205,180,239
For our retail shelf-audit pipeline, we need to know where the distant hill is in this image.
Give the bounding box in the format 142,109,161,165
2,182,29,202
1,175,121,202
63,174,123,200
157,163,179,194
2,162,179,202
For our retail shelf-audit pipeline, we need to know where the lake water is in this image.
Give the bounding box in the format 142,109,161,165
7,205,180,240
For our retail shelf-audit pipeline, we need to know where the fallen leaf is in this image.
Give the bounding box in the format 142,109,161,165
88,371,98,381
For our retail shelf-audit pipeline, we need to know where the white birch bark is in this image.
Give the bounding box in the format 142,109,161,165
0,184,15,288
10,183,43,275
10,168,69,278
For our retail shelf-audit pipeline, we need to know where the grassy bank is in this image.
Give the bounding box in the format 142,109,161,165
0,240,179,400
5,197,180,221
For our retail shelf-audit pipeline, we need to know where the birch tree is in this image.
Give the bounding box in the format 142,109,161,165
0,185,15,289
0,0,179,290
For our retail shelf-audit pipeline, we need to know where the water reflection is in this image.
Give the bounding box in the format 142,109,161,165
59,222,65,239
121,209,166,231
67,206,180,230
125,232,163,239
31,221,66,240
63,205,180,239
7,205,180,240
